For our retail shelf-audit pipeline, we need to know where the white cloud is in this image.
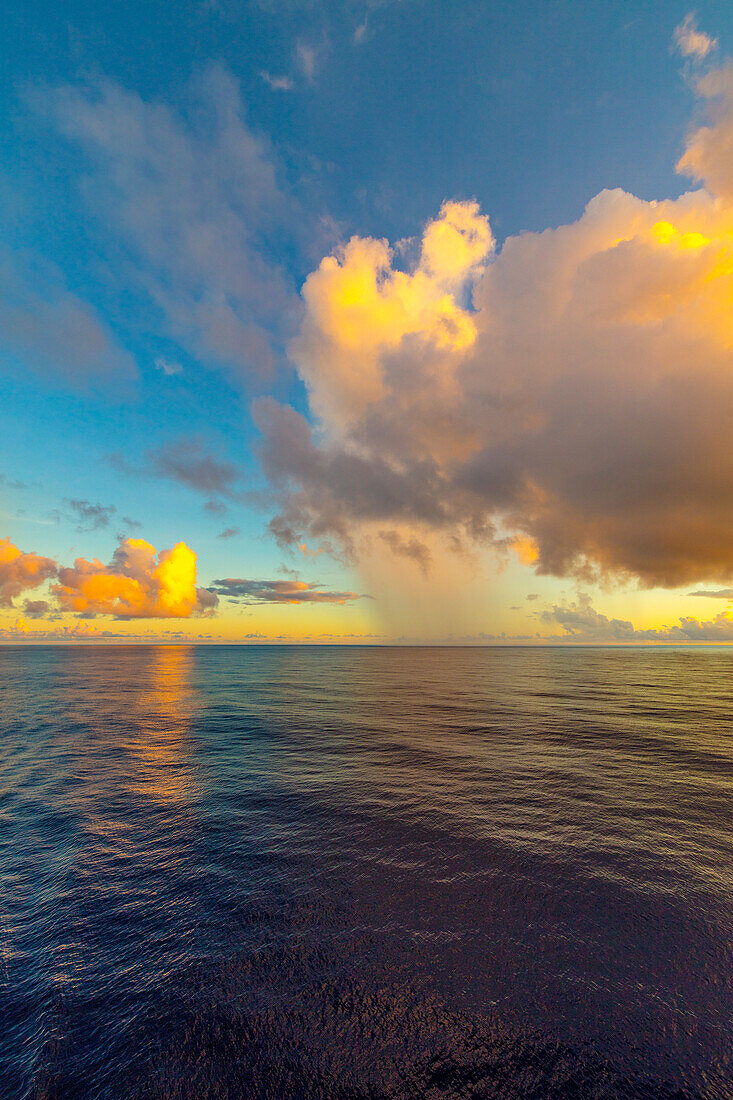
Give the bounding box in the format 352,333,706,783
155,356,183,376
674,14,717,60
260,71,295,91
296,42,319,82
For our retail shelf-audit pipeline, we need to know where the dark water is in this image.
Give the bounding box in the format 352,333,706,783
1,646,732,1099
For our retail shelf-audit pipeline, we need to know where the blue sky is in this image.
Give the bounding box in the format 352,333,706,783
5,1,733,642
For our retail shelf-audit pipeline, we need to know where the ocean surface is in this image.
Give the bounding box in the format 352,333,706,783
1,645,732,1099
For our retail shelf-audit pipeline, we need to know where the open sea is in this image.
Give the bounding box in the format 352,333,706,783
0,644,731,1099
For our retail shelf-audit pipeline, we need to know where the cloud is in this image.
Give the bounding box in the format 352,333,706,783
147,438,240,497
688,588,733,598
37,64,297,389
260,72,294,92
254,64,733,589
0,617,160,642
526,593,540,601
0,538,57,607
66,498,116,531
676,64,733,202
541,597,636,642
111,437,243,509
209,577,367,604
543,594,733,643
295,42,320,82
22,599,50,617
53,538,217,618
298,541,323,559
217,526,240,539
674,14,717,60
154,356,183,376
0,473,27,490
0,248,136,391
378,530,432,576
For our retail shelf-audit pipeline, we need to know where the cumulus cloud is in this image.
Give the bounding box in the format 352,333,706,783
53,538,217,618
541,597,636,642
209,577,366,604
674,14,717,60
255,65,733,590
0,538,57,607
543,595,733,643
37,64,297,388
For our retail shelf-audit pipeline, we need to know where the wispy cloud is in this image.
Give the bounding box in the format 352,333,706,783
674,14,717,60
154,356,183,376
295,41,320,82
65,498,116,532
0,473,27,491
260,71,294,91
36,64,298,390
0,247,136,392
110,437,244,513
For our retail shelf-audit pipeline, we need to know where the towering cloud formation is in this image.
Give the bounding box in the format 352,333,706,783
0,538,57,607
259,59,733,588
54,538,217,618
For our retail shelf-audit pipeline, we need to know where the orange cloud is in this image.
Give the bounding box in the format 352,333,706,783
53,538,217,618
257,55,733,589
0,537,57,606
291,200,493,427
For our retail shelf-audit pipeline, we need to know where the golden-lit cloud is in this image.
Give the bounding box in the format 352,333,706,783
257,56,733,589
0,537,57,606
290,200,494,426
53,538,217,618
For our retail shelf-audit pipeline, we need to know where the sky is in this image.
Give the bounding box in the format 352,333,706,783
5,0,733,643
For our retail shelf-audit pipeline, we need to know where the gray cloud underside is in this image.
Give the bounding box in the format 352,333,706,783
209,577,367,603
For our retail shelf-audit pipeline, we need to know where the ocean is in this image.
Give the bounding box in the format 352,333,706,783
1,645,731,1099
